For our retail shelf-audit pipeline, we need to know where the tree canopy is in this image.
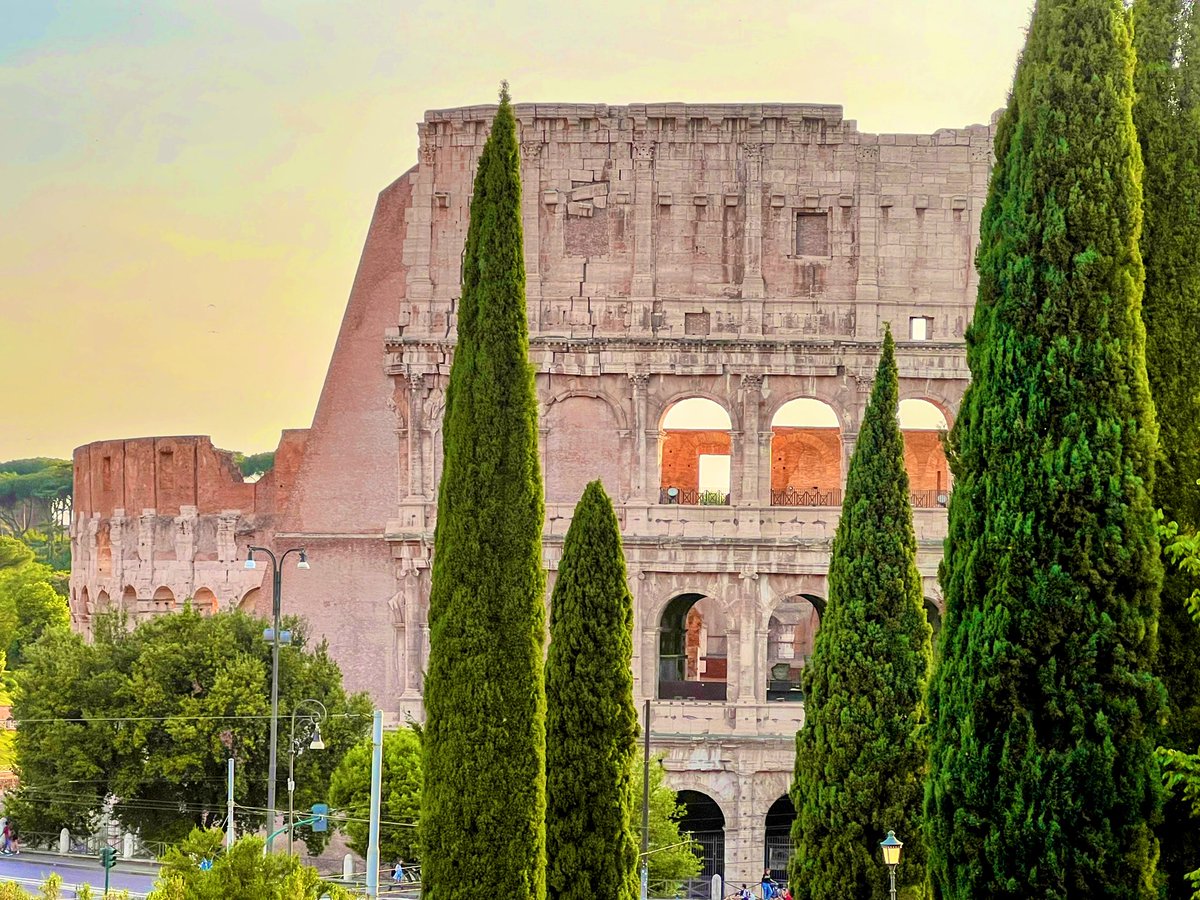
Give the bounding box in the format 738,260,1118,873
328,726,422,864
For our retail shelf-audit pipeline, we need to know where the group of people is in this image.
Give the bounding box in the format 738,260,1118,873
0,816,19,855
735,870,791,899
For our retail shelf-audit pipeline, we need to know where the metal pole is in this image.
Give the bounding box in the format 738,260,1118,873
226,758,235,850
266,558,282,850
288,711,296,856
641,698,650,900
366,710,383,898
889,864,897,900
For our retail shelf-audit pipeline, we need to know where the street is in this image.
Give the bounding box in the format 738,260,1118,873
0,853,158,896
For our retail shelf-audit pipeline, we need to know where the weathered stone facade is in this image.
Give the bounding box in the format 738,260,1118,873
71,102,993,889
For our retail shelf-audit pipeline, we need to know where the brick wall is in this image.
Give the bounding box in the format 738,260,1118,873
769,428,842,493
544,395,624,503
902,430,949,493
660,430,732,493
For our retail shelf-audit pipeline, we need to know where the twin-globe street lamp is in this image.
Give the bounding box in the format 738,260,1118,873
880,830,904,900
288,699,327,855
244,545,310,851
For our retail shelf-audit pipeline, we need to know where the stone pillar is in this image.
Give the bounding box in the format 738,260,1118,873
758,430,774,507
110,511,126,585
405,129,438,332
629,373,651,501
736,571,759,704
520,139,544,329
406,372,427,500
631,140,657,314
740,143,766,313
726,769,759,887
739,375,764,505
137,510,155,564
854,144,881,337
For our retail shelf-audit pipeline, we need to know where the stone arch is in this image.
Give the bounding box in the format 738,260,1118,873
764,794,796,881
543,393,624,504
658,397,733,505
543,387,630,431
658,592,729,701
898,399,950,508
924,597,943,637
769,398,844,507
152,586,175,613
80,586,91,617
676,789,727,885
765,594,822,700
239,586,261,615
193,587,218,616
121,585,137,613
654,389,739,431
95,589,110,613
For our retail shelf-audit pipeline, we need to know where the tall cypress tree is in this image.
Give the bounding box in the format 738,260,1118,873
545,480,639,900
420,85,547,900
1132,3,1200,894
789,327,932,900
925,2,1165,897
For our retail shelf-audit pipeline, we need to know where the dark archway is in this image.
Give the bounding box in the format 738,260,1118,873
659,594,728,701
764,795,796,881
678,790,725,891
923,598,943,637
766,594,823,701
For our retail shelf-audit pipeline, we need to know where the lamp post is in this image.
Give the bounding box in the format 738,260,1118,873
244,545,310,851
287,698,327,856
880,830,903,900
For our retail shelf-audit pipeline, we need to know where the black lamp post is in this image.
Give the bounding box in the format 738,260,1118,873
244,545,309,850
287,698,327,856
880,830,903,900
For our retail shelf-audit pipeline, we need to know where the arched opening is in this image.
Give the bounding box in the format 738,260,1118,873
770,399,842,506
659,398,732,505
764,795,796,882
659,593,728,701
544,395,623,503
238,587,261,615
121,586,137,613
95,590,109,613
152,586,175,614
677,790,725,889
766,594,822,701
899,399,950,508
924,598,943,638
80,587,91,617
193,587,218,616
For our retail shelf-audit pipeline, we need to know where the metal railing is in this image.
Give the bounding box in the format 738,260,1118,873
770,486,842,507
659,488,731,505
909,488,950,508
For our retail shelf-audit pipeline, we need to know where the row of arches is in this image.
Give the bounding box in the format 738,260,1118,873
77,585,237,618
675,792,796,891
658,591,941,702
659,396,949,506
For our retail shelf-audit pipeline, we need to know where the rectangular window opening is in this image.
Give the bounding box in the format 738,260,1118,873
909,316,932,341
795,212,830,256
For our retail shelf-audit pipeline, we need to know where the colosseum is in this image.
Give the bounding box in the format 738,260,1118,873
70,101,993,890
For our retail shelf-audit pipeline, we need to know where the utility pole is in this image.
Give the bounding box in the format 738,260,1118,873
226,758,235,850
366,710,383,898
641,698,651,900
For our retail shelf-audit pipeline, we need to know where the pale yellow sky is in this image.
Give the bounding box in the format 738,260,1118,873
0,1,1030,462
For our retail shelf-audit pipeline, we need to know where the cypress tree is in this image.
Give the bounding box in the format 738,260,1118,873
420,84,547,900
545,480,639,900
1132,3,1200,894
925,2,1165,897
789,327,932,900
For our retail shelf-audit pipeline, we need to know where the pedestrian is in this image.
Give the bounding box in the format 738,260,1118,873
393,858,405,883
0,815,8,855
761,869,777,899
7,820,17,855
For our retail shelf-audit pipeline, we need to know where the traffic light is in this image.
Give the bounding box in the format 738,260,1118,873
311,803,329,833
99,847,116,869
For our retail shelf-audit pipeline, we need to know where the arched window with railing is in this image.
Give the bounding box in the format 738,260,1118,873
766,594,823,700
659,398,732,505
658,593,728,701
770,399,842,507
899,399,950,509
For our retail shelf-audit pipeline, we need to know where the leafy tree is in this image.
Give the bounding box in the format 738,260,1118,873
0,536,34,570
925,1,1165,897
0,459,71,566
328,727,422,864
231,451,276,479
421,84,547,900
0,558,69,668
789,328,931,900
1132,2,1200,894
545,481,639,900
148,828,353,900
634,755,702,897
8,608,370,846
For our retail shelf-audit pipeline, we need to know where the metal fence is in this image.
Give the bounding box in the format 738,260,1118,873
770,487,843,507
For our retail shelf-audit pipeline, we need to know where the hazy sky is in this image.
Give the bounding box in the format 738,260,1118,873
0,0,1030,462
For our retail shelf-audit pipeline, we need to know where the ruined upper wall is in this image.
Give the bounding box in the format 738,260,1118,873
398,102,994,344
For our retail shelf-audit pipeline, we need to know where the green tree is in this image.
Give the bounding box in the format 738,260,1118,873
232,451,276,479
633,755,702,898
420,84,546,900
789,328,931,900
148,828,353,900
925,1,1165,897
8,608,370,846
0,459,72,566
328,727,422,864
1132,2,1200,894
0,558,69,668
545,481,639,900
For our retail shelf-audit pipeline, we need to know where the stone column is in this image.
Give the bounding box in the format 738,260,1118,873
739,375,764,505
631,140,657,318
629,373,651,501
740,143,766,305
110,511,126,585
406,372,427,500
854,144,881,337
727,769,759,887
520,139,544,331
736,570,760,704
405,130,438,332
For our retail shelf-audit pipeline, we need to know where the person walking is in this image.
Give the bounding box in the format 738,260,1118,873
392,858,405,884
760,870,777,898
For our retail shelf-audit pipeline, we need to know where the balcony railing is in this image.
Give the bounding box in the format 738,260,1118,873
659,487,731,505
770,486,843,507
910,488,951,509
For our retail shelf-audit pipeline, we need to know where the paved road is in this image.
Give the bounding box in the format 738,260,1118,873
0,854,158,896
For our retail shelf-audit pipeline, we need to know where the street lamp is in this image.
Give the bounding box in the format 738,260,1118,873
244,545,310,850
288,698,328,856
880,830,903,900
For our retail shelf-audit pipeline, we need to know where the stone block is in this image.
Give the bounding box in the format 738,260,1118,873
566,201,594,217
570,183,608,201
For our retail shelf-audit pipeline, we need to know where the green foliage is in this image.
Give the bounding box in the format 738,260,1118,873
1133,3,1200,894
0,459,71,567
790,329,931,900
633,755,702,897
0,558,69,669
231,451,275,479
328,727,422,863
546,481,639,900
148,828,352,900
925,2,1165,897
8,608,370,847
420,84,547,900
0,537,34,570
